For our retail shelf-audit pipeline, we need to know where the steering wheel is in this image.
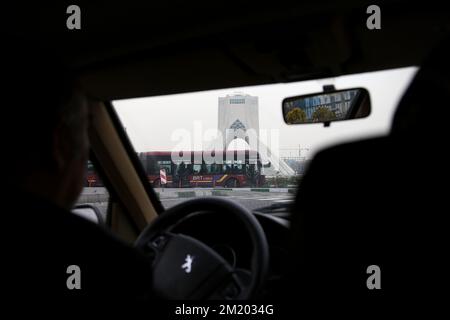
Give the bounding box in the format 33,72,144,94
135,197,269,300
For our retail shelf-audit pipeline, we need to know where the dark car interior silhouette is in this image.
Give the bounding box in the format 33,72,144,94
3,1,449,314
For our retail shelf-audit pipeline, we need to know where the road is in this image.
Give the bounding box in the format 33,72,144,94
158,190,294,211
77,187,295,218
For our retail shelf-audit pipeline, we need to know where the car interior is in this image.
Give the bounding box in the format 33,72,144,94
4,1,449,314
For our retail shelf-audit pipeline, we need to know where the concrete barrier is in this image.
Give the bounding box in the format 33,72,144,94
250,188,270,192
77,194,109,203
178,191,196,198
211,190,230,196
80,187,297,203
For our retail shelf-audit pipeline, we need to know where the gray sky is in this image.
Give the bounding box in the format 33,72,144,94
114,67,417,159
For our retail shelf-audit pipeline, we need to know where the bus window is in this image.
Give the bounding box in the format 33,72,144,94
176,162,188,174
161,165,172,174
192,164,201,174
233,164,243,174
247,164,257,175
146,157,159,175
209,164,222,174
200,163,209,174
157,160,172,174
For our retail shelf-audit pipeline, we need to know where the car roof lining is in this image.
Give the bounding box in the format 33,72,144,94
7,1,449,101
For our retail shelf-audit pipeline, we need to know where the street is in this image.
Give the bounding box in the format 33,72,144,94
77,187,296,219
158,188,294,211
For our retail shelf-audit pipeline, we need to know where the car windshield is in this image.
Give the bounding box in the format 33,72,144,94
113,67,417,212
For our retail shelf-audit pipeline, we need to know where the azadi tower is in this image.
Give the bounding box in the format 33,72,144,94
217,93,295,176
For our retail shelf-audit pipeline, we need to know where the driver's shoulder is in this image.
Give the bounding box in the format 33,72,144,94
56,208,151,272
5,198,153,300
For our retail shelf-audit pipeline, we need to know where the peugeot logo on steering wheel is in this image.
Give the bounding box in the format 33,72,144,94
181,254,194,273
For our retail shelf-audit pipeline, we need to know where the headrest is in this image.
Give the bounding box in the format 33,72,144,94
391,36,450,140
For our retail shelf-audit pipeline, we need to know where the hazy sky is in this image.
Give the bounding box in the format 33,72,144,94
114,67,417,159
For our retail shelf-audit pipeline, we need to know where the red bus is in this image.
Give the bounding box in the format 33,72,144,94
138,150,265,188
84,160,103,187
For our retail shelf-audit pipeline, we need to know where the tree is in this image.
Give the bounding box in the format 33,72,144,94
312,106,336,122
286,108,307,124
200,163,208,175
246,164,257,187
176,162,187,187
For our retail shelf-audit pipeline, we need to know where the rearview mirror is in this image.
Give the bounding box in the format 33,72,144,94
282,88,371,125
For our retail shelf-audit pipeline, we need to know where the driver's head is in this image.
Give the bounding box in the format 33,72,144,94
3,36,90,210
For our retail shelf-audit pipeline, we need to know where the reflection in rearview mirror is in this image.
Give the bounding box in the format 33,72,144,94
282,88,371,125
